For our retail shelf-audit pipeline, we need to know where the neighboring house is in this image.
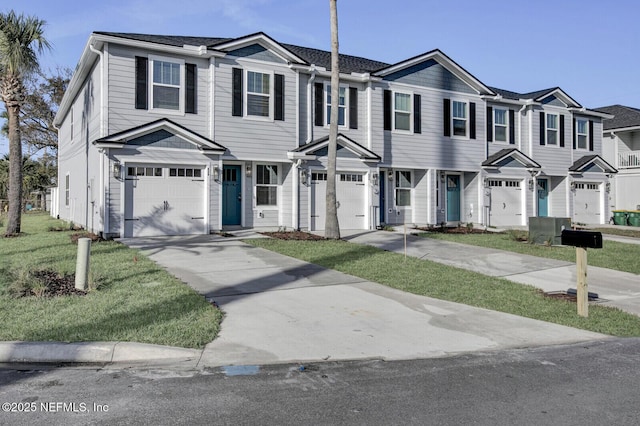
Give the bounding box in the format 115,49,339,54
53,31,615,238
593,105,640,212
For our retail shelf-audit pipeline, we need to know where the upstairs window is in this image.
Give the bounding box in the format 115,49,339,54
452,101,467,137
326,85,347,126
394,92,412,131
247,71,271,117
546,113,558,145
152,59,181,110
576,119,588,149
494,108,508,142
256,164,278,206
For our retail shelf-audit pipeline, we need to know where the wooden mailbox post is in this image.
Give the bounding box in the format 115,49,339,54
560,230,603,317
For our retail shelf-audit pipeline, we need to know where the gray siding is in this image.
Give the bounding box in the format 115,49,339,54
531,107,573,176
384,59,476,94
463,172,479,223
280,163,293,229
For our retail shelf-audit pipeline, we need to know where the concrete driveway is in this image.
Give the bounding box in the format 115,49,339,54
123,233,605,367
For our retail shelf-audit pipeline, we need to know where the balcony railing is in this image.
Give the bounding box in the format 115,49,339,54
619,151,640,169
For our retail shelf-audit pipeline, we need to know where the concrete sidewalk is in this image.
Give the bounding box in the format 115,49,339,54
343,230,640,315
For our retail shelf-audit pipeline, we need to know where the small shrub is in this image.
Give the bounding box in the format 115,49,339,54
507,229,529,242
382,225,395,232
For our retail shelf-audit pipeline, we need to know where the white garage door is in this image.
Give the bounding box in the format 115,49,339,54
311,172,366,230
124,165,206,237
489,179,523,227
574,182,601,224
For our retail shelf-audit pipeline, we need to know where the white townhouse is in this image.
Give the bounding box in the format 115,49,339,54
53,31,615,238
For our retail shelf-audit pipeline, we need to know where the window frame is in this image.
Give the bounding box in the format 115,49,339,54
393,91,413,133
451,100,468,138
325,83,349,127
394,170,412,207
575,118,589,150
546,113,559,146
255,164,279,208
245,69,274,120
148,55,185,114
493,107,508,143
65,173,70,207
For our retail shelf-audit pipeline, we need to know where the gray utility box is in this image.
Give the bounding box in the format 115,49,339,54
528,217,571,245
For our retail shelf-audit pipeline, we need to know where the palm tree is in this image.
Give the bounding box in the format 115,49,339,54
325,0,340,239
0,11,51,235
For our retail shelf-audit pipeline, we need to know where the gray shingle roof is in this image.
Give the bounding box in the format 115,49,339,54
95,32,390,74
569,155,616,173
482,148,540,168
593,104,640,131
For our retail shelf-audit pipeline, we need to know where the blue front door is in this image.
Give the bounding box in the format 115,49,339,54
537,179,548,217
446,175,461,222
222,165,242,226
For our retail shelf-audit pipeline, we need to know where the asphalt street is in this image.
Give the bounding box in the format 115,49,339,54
1,338,640,425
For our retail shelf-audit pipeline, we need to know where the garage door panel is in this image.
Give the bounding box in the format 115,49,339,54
489,179,523,227
310,172,366,231
574,183,601,224
124,165,205,237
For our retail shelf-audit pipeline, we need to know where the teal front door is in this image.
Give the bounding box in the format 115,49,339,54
446,175,461,222
222,165,242,226
537,179,548,217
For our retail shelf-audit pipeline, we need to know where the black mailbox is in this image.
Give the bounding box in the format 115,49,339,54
561,230,603,249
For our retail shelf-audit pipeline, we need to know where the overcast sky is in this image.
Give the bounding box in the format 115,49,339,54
2,0,639,154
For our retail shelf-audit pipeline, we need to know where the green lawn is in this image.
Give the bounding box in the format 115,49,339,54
590,227,640,239
247,238,640,337
0,213,222,348
417,232,640,275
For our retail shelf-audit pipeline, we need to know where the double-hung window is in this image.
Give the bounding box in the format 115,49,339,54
576,119,588,149
452,101,467,136
326,85,347,126
256,164,278,206
494,108,508,142
546,113,558,145
395,170,412,207
151,58,182,111
247,71,271,117
65,174,70,207
394,92,412,131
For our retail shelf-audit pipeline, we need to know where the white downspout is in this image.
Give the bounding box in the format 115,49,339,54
292,159,302,230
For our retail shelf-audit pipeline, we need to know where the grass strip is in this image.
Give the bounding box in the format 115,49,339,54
247,238,640,337
0,213,221,348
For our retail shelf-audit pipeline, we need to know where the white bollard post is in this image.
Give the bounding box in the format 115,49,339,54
75,237,91,290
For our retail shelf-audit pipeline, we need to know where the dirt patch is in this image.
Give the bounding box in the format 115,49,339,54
414,226,494,235
13,270,86,298
261,231,325,240
542,290,599,302
70,232,104,244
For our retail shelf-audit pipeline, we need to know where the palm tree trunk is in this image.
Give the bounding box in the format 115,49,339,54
5,104,22,235
325,0,340,239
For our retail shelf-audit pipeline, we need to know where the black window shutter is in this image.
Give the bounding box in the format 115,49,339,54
314,82,324,126
539,112,545,145
135,56,148,110
559,114,565,147
443,98,451,137
232,68,243,117
486,106,493,142
275,74,284,121
349,87,358,129
573,118,577,149
509,109,515,145
469,102,476,139
589,120,594,151
383,90,392,131
185,63,196,114
413,94,421,134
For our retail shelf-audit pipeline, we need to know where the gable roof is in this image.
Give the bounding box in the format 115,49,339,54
93,118,226,153
593,104,640,131
289,134,380,161
374,49,494,95
482,148,541,169
490,86,582,107
569,155,617,174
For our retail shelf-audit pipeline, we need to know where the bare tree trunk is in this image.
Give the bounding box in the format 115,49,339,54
325,0,340,239
5,104,22,235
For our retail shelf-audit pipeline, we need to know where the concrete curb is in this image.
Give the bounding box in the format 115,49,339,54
0,341,202,365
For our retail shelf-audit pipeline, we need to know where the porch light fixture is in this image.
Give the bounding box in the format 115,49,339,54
371,173,379,186
570,181,576,191
300,169,308,185
440,171,445,183
606,182,611,192
112,162,121,179
484,178,490,188
388,170,394,181
246,164,252,177
528,179,534,192
213,166,220,182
